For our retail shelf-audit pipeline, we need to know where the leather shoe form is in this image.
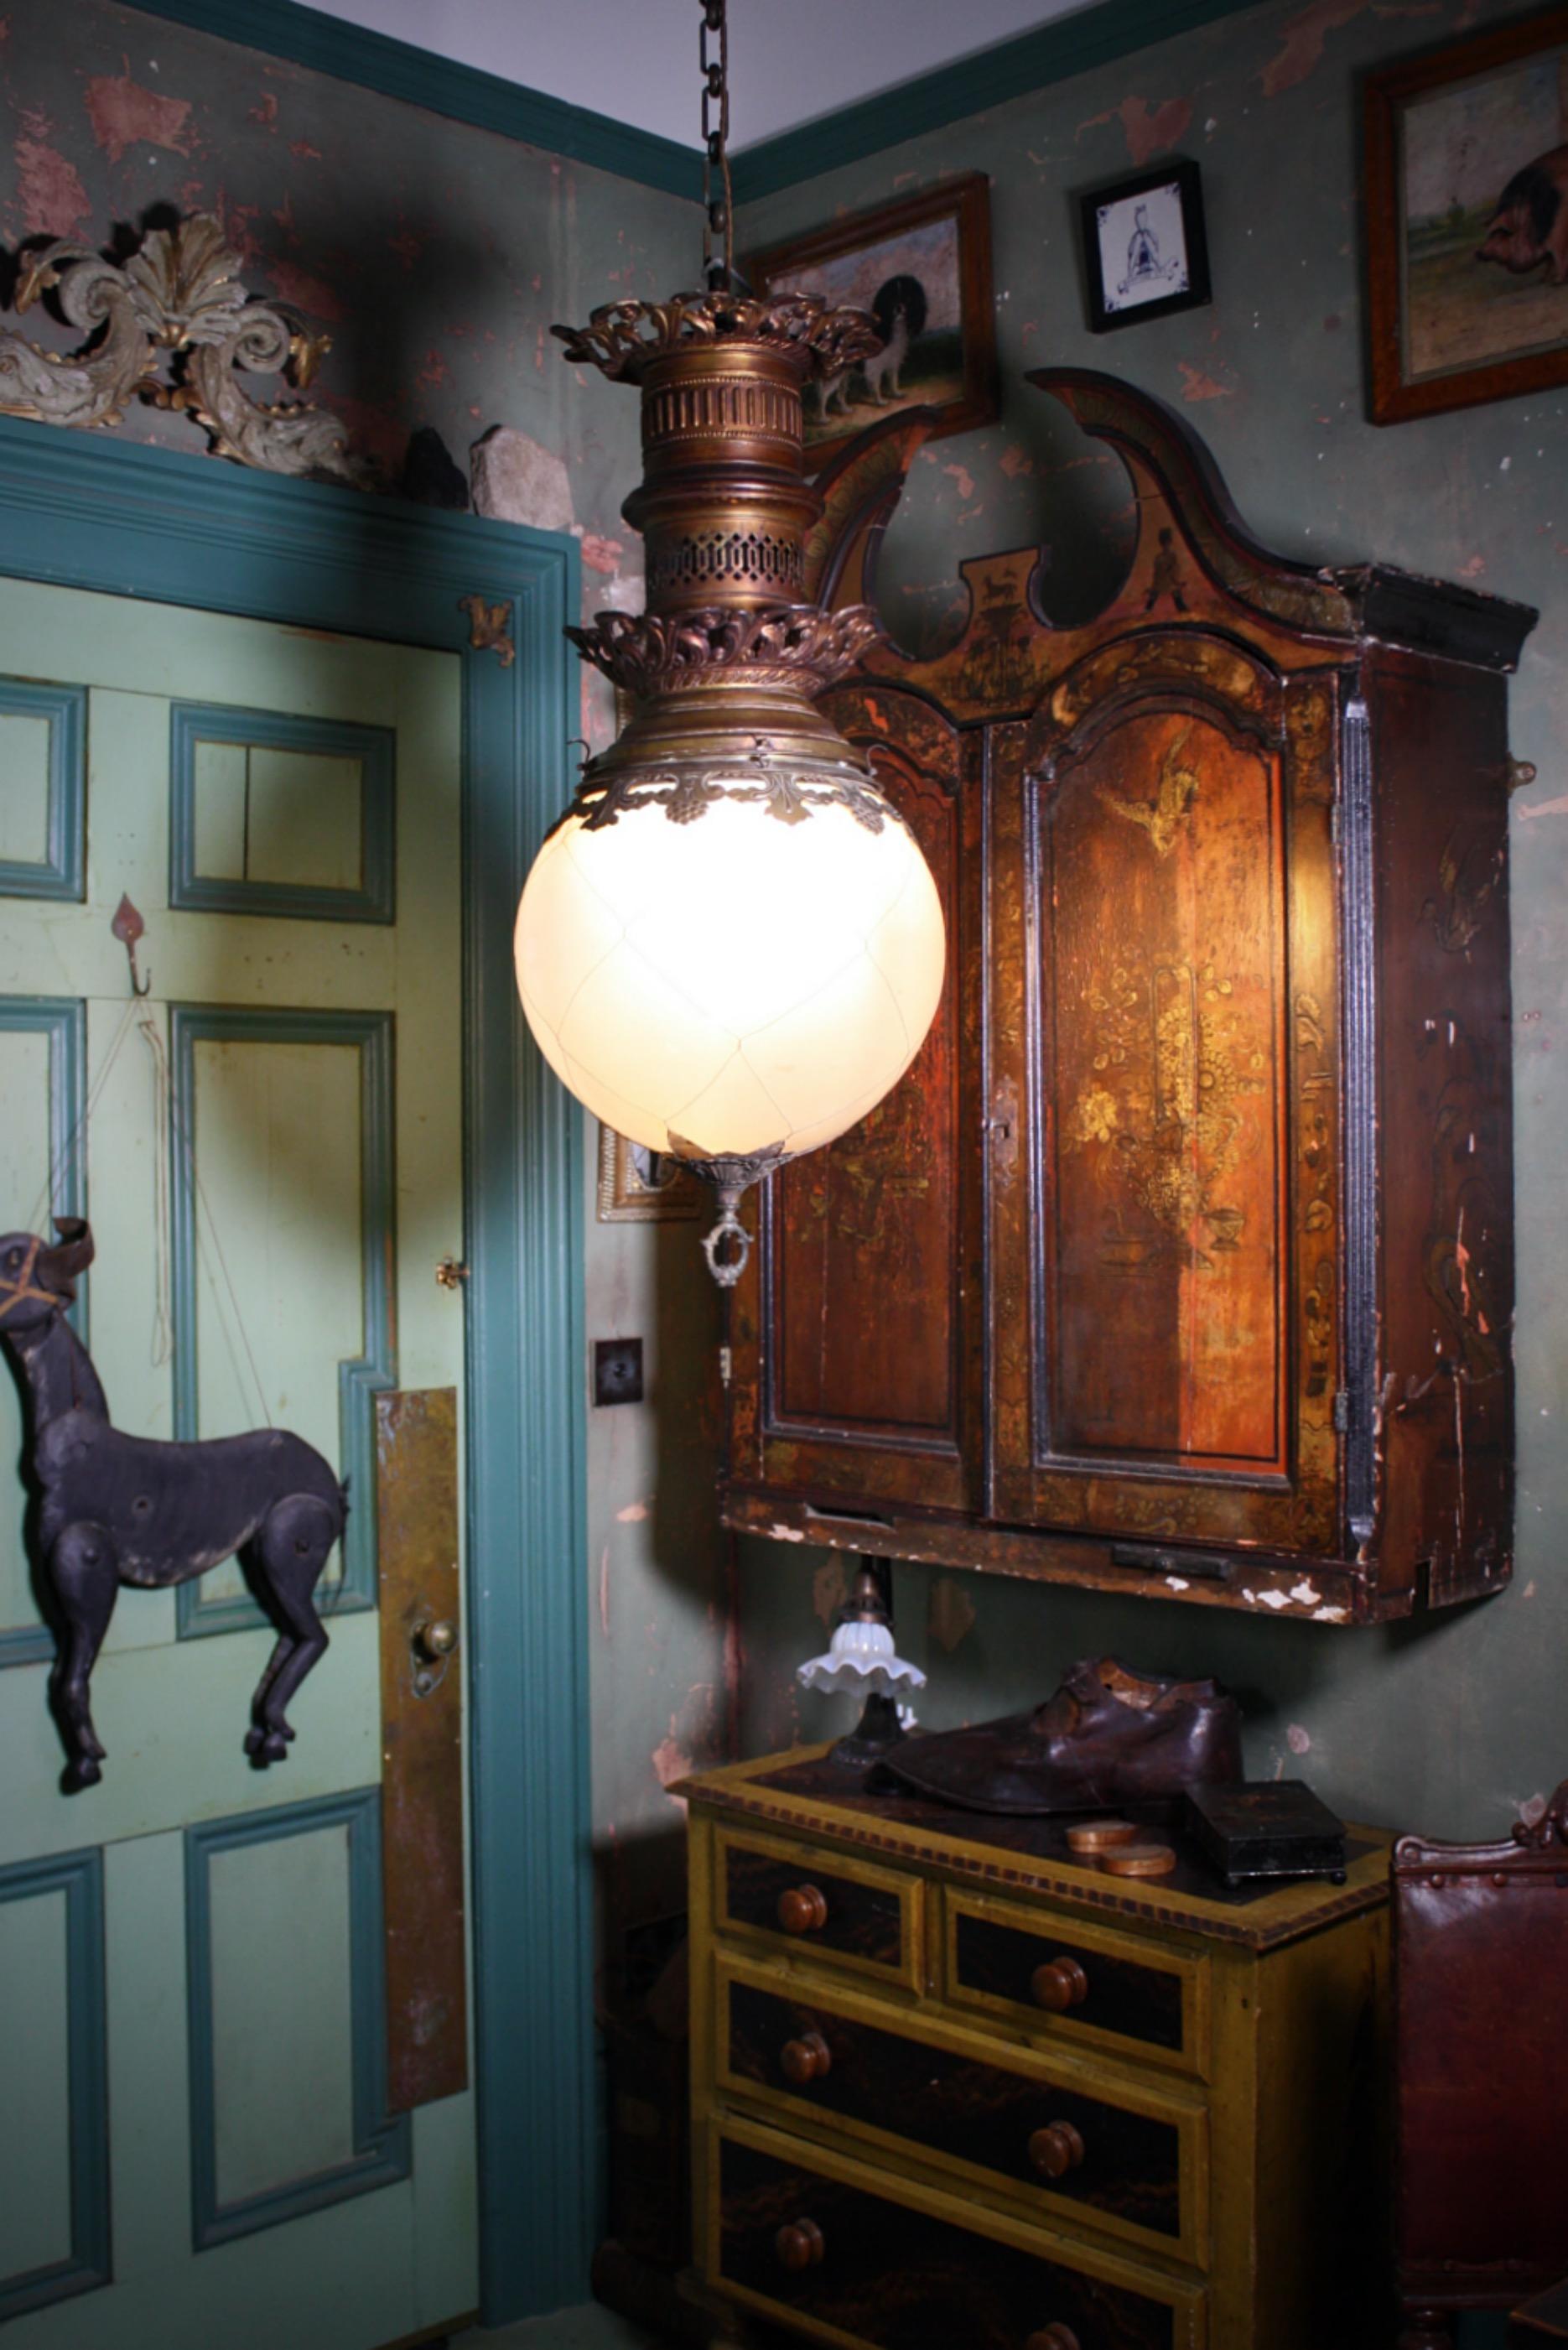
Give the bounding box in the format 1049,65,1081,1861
875,1656,1243,1816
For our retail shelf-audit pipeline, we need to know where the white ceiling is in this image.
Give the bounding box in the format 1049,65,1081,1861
288,0,1102,150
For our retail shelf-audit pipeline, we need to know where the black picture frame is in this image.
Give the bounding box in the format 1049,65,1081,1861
1079,158,1212,333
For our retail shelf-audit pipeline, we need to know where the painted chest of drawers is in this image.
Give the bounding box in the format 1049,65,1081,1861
678,1749,1390,2350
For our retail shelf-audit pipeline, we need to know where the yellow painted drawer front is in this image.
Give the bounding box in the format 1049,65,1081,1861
944,1889,1210,2081
709,2111,1206,2350
715,1826,922,1990
716,1952,1207,2271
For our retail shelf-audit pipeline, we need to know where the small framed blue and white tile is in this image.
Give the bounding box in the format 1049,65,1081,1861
1079,159,1212,334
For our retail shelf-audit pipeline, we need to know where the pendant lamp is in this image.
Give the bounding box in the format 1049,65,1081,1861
514,1,946,1284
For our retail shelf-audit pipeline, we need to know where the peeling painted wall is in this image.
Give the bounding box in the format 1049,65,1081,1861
734,0,1568,1864
0,0,729,1959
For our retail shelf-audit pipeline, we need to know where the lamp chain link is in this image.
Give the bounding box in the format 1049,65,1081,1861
699,0,735,289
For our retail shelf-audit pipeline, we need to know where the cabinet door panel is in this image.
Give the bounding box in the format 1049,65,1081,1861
989,642,1342,1556
729,685,980,1515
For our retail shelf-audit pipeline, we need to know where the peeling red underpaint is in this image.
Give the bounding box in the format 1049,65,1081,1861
652,1718,692,1796
289,138,322,162
1178,360,1235,402
615,1495,652,1523
1460,554,1487,577
1259,3,1364,99
248,91,278,132
1116,95,1193,167
388,222,423,272
580,533,624,575
15,107,91,237
84,65,195,164
416,346,449,389
216,198,262,267
943,460,977,501
269,259,344,321
1287,1723,1312,1754
1000,445,1036,479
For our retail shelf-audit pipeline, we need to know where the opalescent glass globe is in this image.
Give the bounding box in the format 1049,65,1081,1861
515,783,945,1162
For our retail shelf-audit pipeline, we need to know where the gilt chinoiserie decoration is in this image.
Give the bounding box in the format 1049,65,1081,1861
0,211,369,482
720,368,1536,1627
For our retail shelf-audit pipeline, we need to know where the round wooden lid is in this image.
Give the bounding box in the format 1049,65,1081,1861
1098,1841,1178,1878
1064,1818,1140,1854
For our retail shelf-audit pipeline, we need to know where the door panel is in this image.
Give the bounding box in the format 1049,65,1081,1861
0,570,470,2348
989,638,1343,1557
730,682,983,1518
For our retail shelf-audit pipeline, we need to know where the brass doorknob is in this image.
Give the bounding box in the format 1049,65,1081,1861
1028,2120,1086,2180
1031,1956,1089,2012
415,1619,459,1661
780,2030,832,2085
776,1884,828,1935
1026,2328,1081,2350
775,2218,825,2271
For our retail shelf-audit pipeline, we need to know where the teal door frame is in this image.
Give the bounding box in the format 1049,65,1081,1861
0,412,594,2322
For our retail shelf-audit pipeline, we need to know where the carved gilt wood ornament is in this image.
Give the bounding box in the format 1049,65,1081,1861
0,212,368,483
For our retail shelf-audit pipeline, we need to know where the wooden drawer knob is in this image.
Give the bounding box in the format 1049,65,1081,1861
1026,2328,1081,2350
775,2217,826,2271
1028,2120,1087,2180
776,1884,828,1934
1030,1955,1089,2012
780,2030,833,2085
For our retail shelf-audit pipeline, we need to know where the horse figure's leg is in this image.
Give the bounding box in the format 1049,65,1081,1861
244,1494,336,1765
46,1520,119,1791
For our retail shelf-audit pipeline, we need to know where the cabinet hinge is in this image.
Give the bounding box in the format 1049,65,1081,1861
1332,1388,1350,1433
719,1344,732,1388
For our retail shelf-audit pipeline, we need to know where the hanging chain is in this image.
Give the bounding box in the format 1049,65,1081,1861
699,0,734,289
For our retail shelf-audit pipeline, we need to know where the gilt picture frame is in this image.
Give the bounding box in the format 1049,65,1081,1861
1078,159,1212,332
596,1124,703,1223
1365,8,1568,424
744,174,998,465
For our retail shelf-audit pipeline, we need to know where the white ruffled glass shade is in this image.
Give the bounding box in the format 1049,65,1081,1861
515,790,945,1162
797,1615,927,1703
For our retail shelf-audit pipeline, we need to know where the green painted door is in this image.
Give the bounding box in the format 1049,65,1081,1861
0,572,475,2347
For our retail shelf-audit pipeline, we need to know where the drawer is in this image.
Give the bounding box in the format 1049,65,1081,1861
717,1954,1205,2269
709,2111,1205,2350
945,1890,1209,2080
715,1825,922,1990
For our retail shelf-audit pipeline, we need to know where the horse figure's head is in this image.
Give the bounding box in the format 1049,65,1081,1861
0,1218,95,1335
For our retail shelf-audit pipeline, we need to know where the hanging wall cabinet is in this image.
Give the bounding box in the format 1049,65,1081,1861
720,370,1535,1627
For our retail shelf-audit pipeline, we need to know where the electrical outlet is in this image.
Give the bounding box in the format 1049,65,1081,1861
594,1336,644,1406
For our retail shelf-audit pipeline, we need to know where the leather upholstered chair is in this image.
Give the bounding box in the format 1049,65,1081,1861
1394,1780,1568,2347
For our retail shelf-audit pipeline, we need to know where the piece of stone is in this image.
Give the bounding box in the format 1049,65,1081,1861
470,425,574,532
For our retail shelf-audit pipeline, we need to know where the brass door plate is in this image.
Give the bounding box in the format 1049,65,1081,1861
377,1386,468,2111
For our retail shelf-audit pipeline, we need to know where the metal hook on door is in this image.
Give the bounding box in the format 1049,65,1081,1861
112,895,153,996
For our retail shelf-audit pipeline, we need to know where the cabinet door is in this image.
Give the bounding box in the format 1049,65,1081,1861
727,684,981,1519
988,636,1344,1557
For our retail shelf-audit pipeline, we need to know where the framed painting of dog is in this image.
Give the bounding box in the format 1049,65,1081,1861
745,174,997,463
1366,8,1568,423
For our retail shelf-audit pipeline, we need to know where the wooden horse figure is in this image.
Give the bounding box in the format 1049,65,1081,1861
0,1217,346,1790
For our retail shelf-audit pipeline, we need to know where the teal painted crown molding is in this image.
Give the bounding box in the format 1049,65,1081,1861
731,0,1269,200
130,0,1270,210
127,0,703,199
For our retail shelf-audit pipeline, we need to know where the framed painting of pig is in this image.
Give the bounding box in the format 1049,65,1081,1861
1366,8,1568,423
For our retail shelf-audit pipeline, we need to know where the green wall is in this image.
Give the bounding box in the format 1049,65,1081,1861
732,0,1568,1856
